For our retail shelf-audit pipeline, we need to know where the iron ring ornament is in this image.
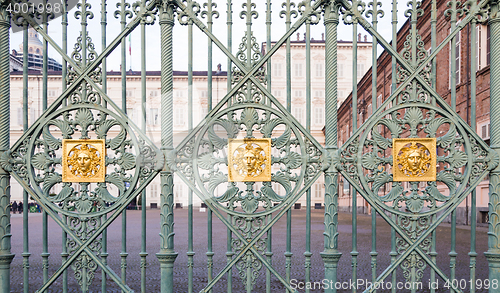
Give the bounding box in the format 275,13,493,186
341,103,497,217
1,104,162,218
172,104,323,217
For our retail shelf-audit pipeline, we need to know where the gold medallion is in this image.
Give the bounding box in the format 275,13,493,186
393,138,436,182
228,138,271,182
62,139,106,183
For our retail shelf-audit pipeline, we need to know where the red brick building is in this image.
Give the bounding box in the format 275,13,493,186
337,0,491,224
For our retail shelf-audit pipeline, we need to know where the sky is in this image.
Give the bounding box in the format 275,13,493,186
9,0,409,72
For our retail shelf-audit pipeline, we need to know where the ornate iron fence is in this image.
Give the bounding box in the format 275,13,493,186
0,0,498,292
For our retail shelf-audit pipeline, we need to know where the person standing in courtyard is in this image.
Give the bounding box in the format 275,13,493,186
18,201,23,214
11,201,17,214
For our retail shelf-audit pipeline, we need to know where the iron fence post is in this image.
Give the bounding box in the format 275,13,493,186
156,1,177,293
321,2,342,292
0,2,13,291
486,0,500,290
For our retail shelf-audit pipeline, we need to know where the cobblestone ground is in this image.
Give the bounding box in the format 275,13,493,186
9,209,488,292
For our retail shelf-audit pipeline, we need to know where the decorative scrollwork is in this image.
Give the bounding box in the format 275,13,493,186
444,0,465,19
133,0,158,24
396,215,431,283
232,215,267,288
298,0,321,24
463,0,489,23
67,216,102,291
365,0,384,20
177,0,201,24
174,92,322,216
404,0,424,19
342,103,491,216
340,0,366,25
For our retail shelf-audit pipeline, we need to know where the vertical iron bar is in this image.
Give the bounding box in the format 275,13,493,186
205,3,215,291
469,16,478,293
22,22,30,293
265,1,272,292
61,1,69,291
368,2,380,290
118,0,129,287
430,0,436,106
390,1,398,291
285,0,292,112
429,1,437,289
487,2,500,292
409,4,419,292
225,2,233,291
321,3,342,293
187,15,194,293
100,1,108,292
140,1,148,291
351,16,358,293
449,4,458,289
157,2,178,293
284,1,294,289
304,15,312,293
450,0,457,111
0,4,13,291
42,1,50,283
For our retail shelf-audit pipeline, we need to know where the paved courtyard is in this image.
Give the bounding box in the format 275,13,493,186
9,209,489,292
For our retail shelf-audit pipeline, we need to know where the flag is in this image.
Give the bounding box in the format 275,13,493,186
129,34,131,55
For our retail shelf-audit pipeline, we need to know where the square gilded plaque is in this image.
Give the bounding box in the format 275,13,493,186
228,138,272,182
393,138,436,182
62,139,106,183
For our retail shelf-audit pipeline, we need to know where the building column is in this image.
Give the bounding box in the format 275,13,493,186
0,2,14,292
156,1,177,293
320,2,342,293
486,1,500,291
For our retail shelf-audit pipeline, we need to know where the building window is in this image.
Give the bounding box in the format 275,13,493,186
338,64,344,77
315,63,324,77
17,108,23,126
150,90,159,97
293,107,304,124
487,25,491,65
314,183,322,198
174,184,183,199
338,90,344,100
273,90,282,98
273,63,282,77
200,90,208,98
126,90,133,97
149,108,159,125
126,108,137,124
151,184,158,198
449,28,461,87
357,63,365,78
201,107,208,118
343,178,350,194
314,91,324,99
479,121,490,141
174,108,185,126
314,107,324,125
48,90,57,98
294,90,303,99
175,90,184,98
294,63,303,77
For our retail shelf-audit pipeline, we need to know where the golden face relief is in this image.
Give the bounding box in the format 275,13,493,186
77,152,92,172
228,138,271,182
62,139,106,183
393,138,436,182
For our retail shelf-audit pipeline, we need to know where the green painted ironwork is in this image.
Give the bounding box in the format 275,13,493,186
2,0,500,292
